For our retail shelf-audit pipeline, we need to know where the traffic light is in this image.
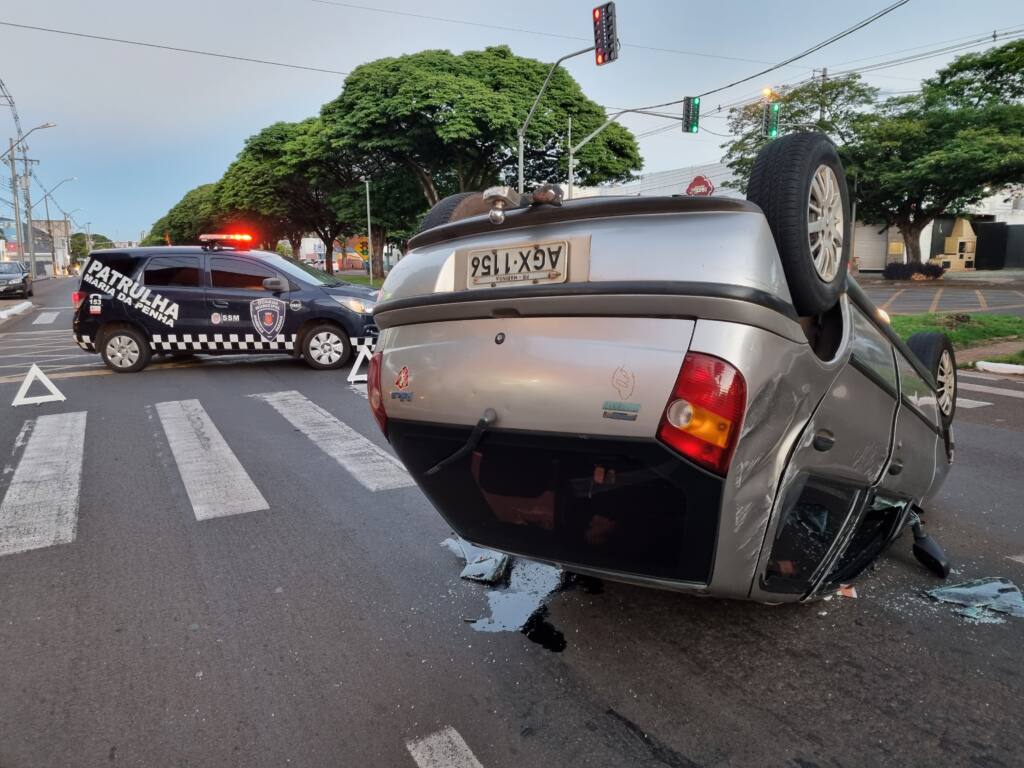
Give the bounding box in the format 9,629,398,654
762,101,781,138
593,3,618,66
681,96,700,134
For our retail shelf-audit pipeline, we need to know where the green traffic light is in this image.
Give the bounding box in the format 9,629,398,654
693,97,700,106
691,125,698,133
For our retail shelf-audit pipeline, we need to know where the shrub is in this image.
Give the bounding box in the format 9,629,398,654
882,262,945,280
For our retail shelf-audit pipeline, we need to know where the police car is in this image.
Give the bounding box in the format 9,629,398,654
72,234,378,372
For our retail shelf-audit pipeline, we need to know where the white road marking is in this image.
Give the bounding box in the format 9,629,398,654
1008,555,1024,566
347,383,368,399
406,727,484,768
155,399,269,520
958,382,1024,400
955,397,991,409
251,390,413,492
32,312,59,325
0,411,87,556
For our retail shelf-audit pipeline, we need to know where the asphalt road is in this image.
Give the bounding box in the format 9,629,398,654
0,280,1022,767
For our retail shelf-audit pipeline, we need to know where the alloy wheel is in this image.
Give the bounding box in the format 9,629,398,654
936,349,956,416
807,164,844,282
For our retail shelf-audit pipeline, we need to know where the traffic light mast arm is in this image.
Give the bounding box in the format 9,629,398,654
517,45,595,194
566,109,678,199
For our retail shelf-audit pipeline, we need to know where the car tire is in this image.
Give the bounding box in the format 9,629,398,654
746,132,850,317
906,332,957,427
302,323,351,370
100,325,151,373
417,192,490,233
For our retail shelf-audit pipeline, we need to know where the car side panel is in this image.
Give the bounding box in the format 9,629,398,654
684,318,837,601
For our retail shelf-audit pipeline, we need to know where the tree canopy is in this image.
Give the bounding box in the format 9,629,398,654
322,46,642,206
843,40,1024,261
720,74,878,191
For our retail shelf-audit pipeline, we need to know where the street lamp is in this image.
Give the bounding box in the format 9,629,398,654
359,176,374,286
1,122,55,162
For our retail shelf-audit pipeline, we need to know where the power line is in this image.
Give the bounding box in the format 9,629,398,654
633,0,910,111
0,21,350,76
831,23,1024,66
309,0,813,68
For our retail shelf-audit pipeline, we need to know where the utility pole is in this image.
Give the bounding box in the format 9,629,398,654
362,177,374,286
7,139,21,260
819,67,827,124
567,116,573,200
65,214,72,271
21,146,36,277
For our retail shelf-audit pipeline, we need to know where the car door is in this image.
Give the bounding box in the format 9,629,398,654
138,253,209,344
753,301,898,597
205,255,295,352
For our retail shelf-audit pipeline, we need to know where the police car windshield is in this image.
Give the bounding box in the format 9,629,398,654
0,262,22,273
257,253,350,287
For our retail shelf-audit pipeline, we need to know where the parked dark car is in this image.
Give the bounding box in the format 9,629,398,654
0,260,33,298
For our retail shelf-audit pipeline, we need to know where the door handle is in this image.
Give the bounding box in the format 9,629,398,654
812,429,835,452
211,300,229,309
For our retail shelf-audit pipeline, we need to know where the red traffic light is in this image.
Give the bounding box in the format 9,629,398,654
592,2,618,66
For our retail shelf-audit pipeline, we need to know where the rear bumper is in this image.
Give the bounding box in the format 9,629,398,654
388,419,723,587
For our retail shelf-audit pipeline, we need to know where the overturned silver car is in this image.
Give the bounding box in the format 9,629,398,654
367,134,957,603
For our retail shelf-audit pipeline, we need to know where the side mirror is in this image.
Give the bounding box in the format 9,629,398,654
263,276,288,293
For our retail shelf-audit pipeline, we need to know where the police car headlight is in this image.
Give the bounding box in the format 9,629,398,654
331,295,375,314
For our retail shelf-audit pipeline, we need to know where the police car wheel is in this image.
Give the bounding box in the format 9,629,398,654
302,324,351,370
100,327,151,373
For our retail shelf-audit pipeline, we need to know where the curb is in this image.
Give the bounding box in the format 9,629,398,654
976,360,1024,375
0,301,34,321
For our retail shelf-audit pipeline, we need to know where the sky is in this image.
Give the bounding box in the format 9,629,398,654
1,0,1019,239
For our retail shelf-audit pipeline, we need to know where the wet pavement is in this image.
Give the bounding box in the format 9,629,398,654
0,283,1022,767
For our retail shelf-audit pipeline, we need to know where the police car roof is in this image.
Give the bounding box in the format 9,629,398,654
90,245,275,258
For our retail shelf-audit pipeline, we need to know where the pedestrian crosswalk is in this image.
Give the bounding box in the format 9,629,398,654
251,390,414,492
0,411,86,556
0,389,411,559
155,399,270,520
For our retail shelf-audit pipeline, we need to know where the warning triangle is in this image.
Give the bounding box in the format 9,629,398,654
11,364,67,407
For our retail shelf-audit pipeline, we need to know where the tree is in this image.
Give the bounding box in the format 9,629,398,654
143,183,220,245
277,118,365,274
322,46,641,207
843,41,1024,263
331,159,427,278
70,232,113,261
720,74,879,191
216,122,308,254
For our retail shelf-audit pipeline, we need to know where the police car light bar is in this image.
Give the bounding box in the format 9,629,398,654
199,233,253,243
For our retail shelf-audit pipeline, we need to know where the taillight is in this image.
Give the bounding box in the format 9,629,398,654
367,351,387,436
657,352,746,475
71,291,87,309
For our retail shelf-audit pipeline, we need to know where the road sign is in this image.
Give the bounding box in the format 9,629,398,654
12,363,66,407
686,175,716,196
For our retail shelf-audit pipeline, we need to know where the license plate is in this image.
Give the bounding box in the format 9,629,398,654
466,241,569,289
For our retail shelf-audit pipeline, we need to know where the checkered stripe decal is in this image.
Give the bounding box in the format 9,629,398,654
150,333,297,352
74,334,96,352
